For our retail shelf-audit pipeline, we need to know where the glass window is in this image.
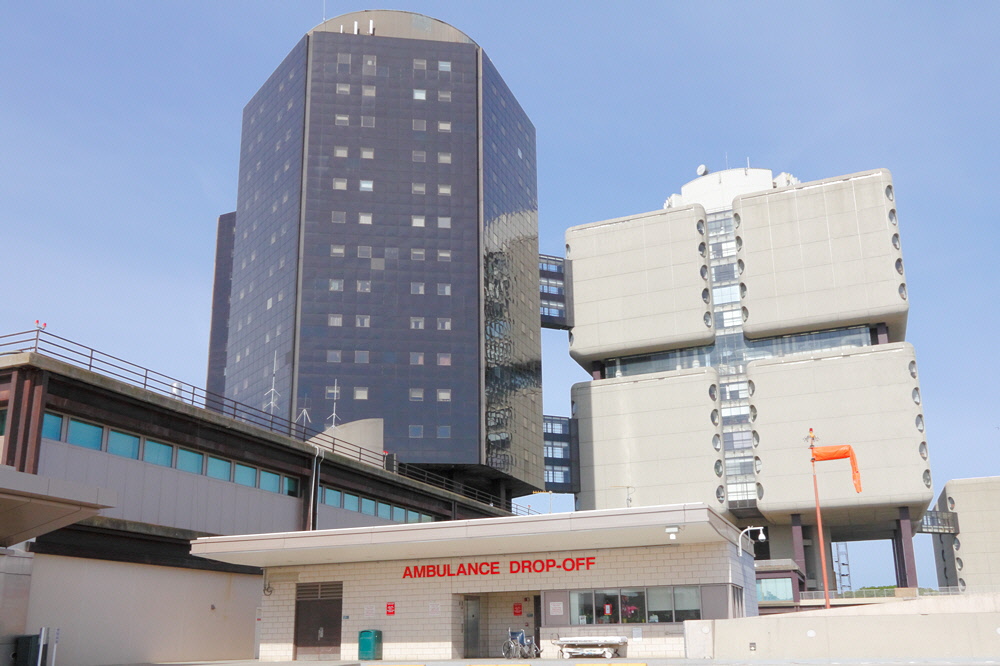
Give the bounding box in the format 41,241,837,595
284,476,299,497
377,502,392,519
620,588,646,623
407,510,421,523
437,353,451,366
437,425,451,438
438,121,452,132
358,212,372,225
359,180,373,191
356,315,370,327
410,317,424,330
336,83,350,94
335,114,349,126
411,248,425,260
324,488,341,507
409,388,424,401
355,350,369,363
437,216,451,228
757,578,794,602
674,586,701,621
570,591,594,625
329,279,344,291
361,497,376,515
362,85,376,97
438,60,451,72
411,215,425,227
437,389,451,402
207,456,231,481
42,412,64,440
413,58,426,70
143,439,173,467
412,182,426,194
413,119,427,131
356,280,371,293
361,116,375,128
647,587,674,623
330,244,345,257
409,425,423,438
344,493,360,511
67,419,103,450
595,590,619,624
413,89,426,100
234,463,257,487
333,146,348,158
176,448,204,474
358,245,372,258
438,90,451,102
438,152,451,164
438,184,452,196
410,352,424,365
259,470,281,493
392,506,406,522
437,283,451,296
354,387,368,400
107,430,140,459
360,147,374,159
437,318,451,330
412,150,426,162
328,314,343,327
332,178,347,190
411,282,425,295
438,250,452,261
332,210,346,223
337,53,351,65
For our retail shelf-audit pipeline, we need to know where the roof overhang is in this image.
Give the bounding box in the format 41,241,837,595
0,466,117,546
192,503,739,569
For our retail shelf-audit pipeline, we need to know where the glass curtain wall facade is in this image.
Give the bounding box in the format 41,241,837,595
210,13,543,497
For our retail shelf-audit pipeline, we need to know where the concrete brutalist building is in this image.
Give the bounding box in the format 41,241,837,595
566,167,933,607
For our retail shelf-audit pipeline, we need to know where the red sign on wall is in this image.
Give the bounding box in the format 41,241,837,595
513,603,523,616
386,602,396,616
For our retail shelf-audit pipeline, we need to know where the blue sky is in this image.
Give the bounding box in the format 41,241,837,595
2,1,998,587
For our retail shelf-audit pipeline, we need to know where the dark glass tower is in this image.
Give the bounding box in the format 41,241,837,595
208,10,543,497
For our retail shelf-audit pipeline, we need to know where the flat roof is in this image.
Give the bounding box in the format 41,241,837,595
191,503,739,568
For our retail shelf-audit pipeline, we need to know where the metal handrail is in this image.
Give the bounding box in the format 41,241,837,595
0,329,535,515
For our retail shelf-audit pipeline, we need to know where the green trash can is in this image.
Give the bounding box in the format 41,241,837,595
359,629,383,660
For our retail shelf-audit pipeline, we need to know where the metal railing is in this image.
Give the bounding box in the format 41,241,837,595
0,329,535,515
918,510,959,534
798,585,998,601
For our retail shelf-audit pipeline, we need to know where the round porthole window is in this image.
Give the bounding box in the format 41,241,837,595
916,414,924,432
711,409,720,426
959,578,966,592
754,457,762,473
899,283,908,300
701,265,709,280
919,441,928,460
923,469,932,488
704,312,714,328
748,380,756,396
909,360,918,378
702,288,710,304
697,219,706,235
954,537,961,551
889,209,897,225
571,401,578,415
742,306,750,322
715,486,725,503
892,233,900,250
756,483,764,500
749,405,758,422
733,213,741,228
699,242,707,257
896,258,904,275
737,259,745,276
912,388,921,404
948,496,956,510
712,434,722,451
956,557,963,570
735,236,743,251
740,283,748,298
568,332,574,346
752,430,760,447
714,460,724,477
885,185,894,201
709,384,718,401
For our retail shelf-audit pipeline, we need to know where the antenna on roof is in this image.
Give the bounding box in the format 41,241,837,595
263,351,280,414
322,0,326,22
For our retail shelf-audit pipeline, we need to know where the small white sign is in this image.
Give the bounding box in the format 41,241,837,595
363,604,375,618
428,602,441,616
549,601,564,616
632,628,643,640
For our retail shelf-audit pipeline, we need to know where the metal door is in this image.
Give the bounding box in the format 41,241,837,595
464,596,481,657
295,583,344,660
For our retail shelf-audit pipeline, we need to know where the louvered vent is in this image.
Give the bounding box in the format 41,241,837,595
296,581,343,600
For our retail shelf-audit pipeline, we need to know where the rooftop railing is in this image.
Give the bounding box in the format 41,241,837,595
0,329,534,515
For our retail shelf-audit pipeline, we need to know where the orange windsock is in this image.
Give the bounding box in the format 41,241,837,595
812,445,862,493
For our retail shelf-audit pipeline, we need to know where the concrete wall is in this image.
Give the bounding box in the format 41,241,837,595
687,592,1000,659
258,541,749,661
38,439,302,535
24,553,259,666
0,549,32,658
566,206,713,365
735,168,908,341
935,477,1000,588
573,367,724,511
750,343,932,522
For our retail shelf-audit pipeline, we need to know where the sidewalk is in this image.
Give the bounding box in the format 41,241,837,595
111,659,1000,666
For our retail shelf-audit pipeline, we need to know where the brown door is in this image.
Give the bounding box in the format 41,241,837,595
295,582,344,659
